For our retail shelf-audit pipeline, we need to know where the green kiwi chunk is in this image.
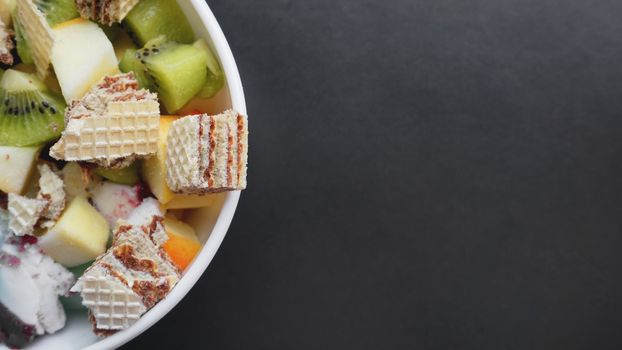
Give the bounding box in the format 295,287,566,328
124,0,194,45
34,0,79,27
193,40,225,99
122,37,208,112
95,163,139,185
0,70,66,146
142,41,207,112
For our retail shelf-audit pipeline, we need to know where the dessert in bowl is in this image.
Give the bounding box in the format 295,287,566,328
0,0,247,348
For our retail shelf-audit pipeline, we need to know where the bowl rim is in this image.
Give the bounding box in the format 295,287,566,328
85,1,246,349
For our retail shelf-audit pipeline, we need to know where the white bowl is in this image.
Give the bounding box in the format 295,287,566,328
22,1,246,349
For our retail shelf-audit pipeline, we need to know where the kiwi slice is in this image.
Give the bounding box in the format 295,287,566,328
121,37,208,112
95,163,139,185
124,0,194,46
0,70,66,146
33,0,79,27
193,40,225,99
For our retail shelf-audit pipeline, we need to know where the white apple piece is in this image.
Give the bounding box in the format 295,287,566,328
39,196,110,267
51,18,118,103
0,146,40,194
91,181,142,227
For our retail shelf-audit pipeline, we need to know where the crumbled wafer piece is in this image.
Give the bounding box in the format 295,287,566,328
50,73,160,168
166,110,248,194
71,210,180,335
0,17,14,65
76,0,140,25
8,194,47,236
37,164,66,222
16,0,54,78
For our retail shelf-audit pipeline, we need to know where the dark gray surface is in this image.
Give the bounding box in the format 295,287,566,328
124,0,622,349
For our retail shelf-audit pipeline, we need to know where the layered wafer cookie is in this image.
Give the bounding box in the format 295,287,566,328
0,17,14,65
76,0,140,25
166,110,248,194
50,73,160,168
16,0,54,78
71,216,180,335
8,193,47,237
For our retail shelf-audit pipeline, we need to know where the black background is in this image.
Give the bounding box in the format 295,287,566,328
124,0,622,349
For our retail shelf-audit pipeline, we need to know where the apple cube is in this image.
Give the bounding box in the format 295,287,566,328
39,196,110,267
51,18,118,103
0,146,40,194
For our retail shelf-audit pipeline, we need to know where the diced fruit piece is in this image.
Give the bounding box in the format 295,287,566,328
124,38,207,112
124,0,194,45
193,40,225,99
91,182,141,226
39,196,110,267
0,69,66,146
144,41,207,112
0,146,40,194
141,115,177,203
50,18,118,103
162,214,201,270
95,163,139,185
0,0,15,27
61,162,101,201
34,0,79,27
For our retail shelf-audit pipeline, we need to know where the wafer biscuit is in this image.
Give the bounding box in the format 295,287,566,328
76,0,140,25
8,193,47,236
72,215,180,334
37,164,65,221
74,264,146,331
16,0,54,78
166,110,248,194
50,73,160,167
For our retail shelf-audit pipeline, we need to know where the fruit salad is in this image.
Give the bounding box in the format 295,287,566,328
0,0,248,347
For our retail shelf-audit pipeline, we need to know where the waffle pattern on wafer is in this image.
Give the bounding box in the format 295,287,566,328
0,18,14,65
72,216,180,333
50,73,160,167
166,110,248,194
76,0,140,25
16,0,54,78
78,265,146,331
8,194,47,236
